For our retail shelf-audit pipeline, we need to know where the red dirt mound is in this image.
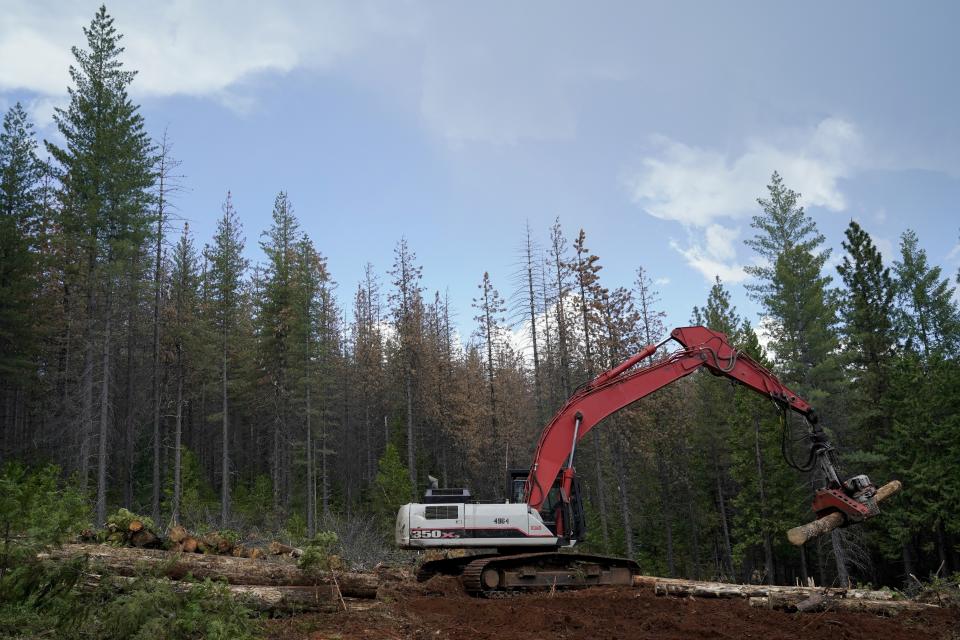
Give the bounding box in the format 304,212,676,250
264,585,959,640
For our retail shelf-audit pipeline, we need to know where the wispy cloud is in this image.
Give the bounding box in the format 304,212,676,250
625,118,864,282
0,2,593,144
0,2,412,108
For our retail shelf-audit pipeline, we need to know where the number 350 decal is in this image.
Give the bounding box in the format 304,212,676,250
411,529,459,539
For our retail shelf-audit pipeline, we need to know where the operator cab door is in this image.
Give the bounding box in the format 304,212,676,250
506,468,584,542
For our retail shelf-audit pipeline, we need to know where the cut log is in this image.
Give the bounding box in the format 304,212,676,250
749,594,939,614
168,525,189,544
42,544,381,597
128,520,144,533
638,576,895,601
201,532,234,555
129,529,160,548
182,537,199,553
786,480,902,546
85,574,376,613
268,541,304,558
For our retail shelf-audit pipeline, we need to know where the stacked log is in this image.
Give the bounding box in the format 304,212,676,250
103,512,162,549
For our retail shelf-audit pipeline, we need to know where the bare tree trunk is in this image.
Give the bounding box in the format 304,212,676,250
831,530,850,587
220,341,230,524
753,415,775,585
151,234,162,523
321,412,330,519
405,371,416,495
656,447,675,576
901,540,914,580
713,452,735,578
123,277,136,509
612,428,634,558
306,384,315,537
935,520,951,573
80,276,95,492
523,224,543,422
95,291,113,526
171,349,183,525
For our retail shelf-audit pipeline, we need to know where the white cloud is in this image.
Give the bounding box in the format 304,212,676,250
669,238,748,283
0,2,586,144
947,242,960,262
627,118,862,227
654,277,671,286
0,2,413,105
626,118,863,282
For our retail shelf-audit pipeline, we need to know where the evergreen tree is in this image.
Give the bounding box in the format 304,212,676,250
46,5,155,524
258,192,300,514
169,224,200,524
743,173,845,583
373,443,410,535
388,238,424,495
691,276,744,579
0,103,45,383
207,193,248,523
892,229,959,358
836,220,895,451
472,272,506,438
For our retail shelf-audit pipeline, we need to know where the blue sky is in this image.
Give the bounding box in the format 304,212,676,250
2,1,959,344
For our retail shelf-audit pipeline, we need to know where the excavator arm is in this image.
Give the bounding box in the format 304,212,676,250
524,326,879,540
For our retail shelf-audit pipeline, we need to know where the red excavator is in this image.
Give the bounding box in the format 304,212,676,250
398,326,894,595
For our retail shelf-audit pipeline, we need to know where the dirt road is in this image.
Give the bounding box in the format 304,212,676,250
263,582,958,640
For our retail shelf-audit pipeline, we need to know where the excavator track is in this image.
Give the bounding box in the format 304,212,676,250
460,552,639,597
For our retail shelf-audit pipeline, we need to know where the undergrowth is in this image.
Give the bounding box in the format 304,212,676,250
0,463,263,639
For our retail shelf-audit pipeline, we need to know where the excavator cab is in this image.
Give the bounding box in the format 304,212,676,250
508,468,585,543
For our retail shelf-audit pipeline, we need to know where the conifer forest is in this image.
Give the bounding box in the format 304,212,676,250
0,6,958,639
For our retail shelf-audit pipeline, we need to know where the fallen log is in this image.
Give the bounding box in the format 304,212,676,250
86,574,377,613
268,541,303,558
42,544,381,597
786,480,902,546
636,576,896,601
749,594,939,614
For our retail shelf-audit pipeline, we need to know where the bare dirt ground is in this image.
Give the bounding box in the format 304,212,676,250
263,579,960,640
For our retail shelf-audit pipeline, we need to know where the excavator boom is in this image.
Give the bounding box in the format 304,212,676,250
525,326,820,511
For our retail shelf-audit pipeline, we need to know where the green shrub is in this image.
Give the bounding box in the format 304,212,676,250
297,531,342,573
66,575,260,640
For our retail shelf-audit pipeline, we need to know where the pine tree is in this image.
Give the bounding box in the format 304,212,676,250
259,192,300,514
743,172,844,583
473,272,506,439
892,229,959,358
0,103,45,384
151,130,181,522
169,224,200,524
836,220,895,451
207,193,248,523
691,276,743,579
389,238,423,495
46,6,156,524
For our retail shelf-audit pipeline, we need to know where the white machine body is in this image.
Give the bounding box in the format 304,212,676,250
396,502,565,549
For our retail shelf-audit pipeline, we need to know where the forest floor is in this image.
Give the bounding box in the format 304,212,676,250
262,578,960,640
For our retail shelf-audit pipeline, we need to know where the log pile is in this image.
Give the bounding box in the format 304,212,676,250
102,510,162,548
42,543,390,612
635,575,939,615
